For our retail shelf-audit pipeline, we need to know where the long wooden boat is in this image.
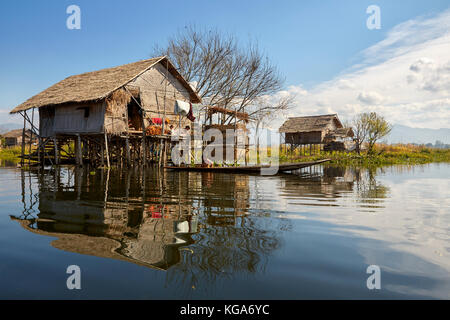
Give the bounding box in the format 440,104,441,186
164,159,330,174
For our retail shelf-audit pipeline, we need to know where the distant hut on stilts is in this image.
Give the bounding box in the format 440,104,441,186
279,114,354,157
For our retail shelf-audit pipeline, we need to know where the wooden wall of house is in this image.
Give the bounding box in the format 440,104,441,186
39,103,105,137
39,106,55,137
203,124,248,163
4,137,19,147
286,131,322,144
127,62,193,129
104,100,128,134
321,118,341,141
54,103,105,134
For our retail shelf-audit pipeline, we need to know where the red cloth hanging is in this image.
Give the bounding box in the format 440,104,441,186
151,118,163,125
187,103,196,122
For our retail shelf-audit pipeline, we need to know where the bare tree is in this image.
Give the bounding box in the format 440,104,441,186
253,95,294,163
352,113,370,154
153,26,290,124
352,112,392,154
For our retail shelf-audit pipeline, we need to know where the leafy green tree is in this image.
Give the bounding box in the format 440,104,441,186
352,112,392,154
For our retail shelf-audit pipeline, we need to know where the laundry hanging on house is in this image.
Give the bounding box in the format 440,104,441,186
150,118,170,125
186,103,196,121
174,100,190,116
151,118,163,125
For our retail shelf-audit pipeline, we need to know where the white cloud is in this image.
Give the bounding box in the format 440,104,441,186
276,9,450,129
409,57,435,72
408,59,450,94
357,91,385,105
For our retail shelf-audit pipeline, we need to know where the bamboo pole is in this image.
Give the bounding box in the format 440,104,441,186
101,143,104,167
28,108,34,165
141,110,146,166
104,133,110,168
76,135,82,166
37,136,41,166
126,137,131,166
53,137,59,165
21,111,26,166
159,60,169,167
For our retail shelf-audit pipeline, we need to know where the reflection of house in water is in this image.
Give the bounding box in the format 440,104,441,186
280,165,389,208
12,168,198,270
13,166,282,291
280,166,356,198
197,172,250,226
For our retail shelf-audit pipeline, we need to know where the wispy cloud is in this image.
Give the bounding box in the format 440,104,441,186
277,8,450,129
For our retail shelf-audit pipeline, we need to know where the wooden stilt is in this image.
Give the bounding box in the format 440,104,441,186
104,133,110,168
126,137,131,166
53,137,59,165
76,135,82,166
37,137,41,165
141,110,146,166
163,140,168,167
28,108,34,165
21,112,26,166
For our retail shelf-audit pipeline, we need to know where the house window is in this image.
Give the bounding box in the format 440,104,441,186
77,107,90,118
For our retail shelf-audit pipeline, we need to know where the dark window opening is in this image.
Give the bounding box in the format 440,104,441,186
127,96,142,131
77,106,90,118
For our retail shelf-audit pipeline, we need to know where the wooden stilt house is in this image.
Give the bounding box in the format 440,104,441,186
9,56,201,166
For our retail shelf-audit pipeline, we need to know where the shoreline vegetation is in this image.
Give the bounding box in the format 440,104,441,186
1,144,449,167
278,144,450,166
0,146,22,162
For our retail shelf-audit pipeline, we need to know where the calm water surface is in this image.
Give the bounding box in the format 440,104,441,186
0,163,449,299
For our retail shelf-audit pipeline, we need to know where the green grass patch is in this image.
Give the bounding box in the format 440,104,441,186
0,146,23,161
277,144,450,167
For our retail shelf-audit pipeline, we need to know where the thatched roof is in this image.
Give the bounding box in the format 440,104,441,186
10,217,179,271
10,56,201,114
331,127,354,137
3,129,32,138
279,114,343,133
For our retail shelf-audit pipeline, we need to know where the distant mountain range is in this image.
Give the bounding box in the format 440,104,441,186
0,123,21,134
387,125,450,145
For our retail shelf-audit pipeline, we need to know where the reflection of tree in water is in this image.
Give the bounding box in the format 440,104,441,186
165,215,283,294
353,167,389,204
162,172,287,296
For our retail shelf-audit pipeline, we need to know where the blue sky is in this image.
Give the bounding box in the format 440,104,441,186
1,0,449,128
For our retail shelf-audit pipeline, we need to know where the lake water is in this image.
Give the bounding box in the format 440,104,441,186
0,163,448,299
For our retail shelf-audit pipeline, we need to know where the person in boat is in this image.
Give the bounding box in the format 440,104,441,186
203,157,213,168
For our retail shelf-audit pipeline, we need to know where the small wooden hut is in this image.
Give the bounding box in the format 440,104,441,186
279,114,353,155
203,106,250,165
9,56,201,166
2,129,35,147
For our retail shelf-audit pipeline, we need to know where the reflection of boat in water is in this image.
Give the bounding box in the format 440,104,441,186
165,159,330,173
